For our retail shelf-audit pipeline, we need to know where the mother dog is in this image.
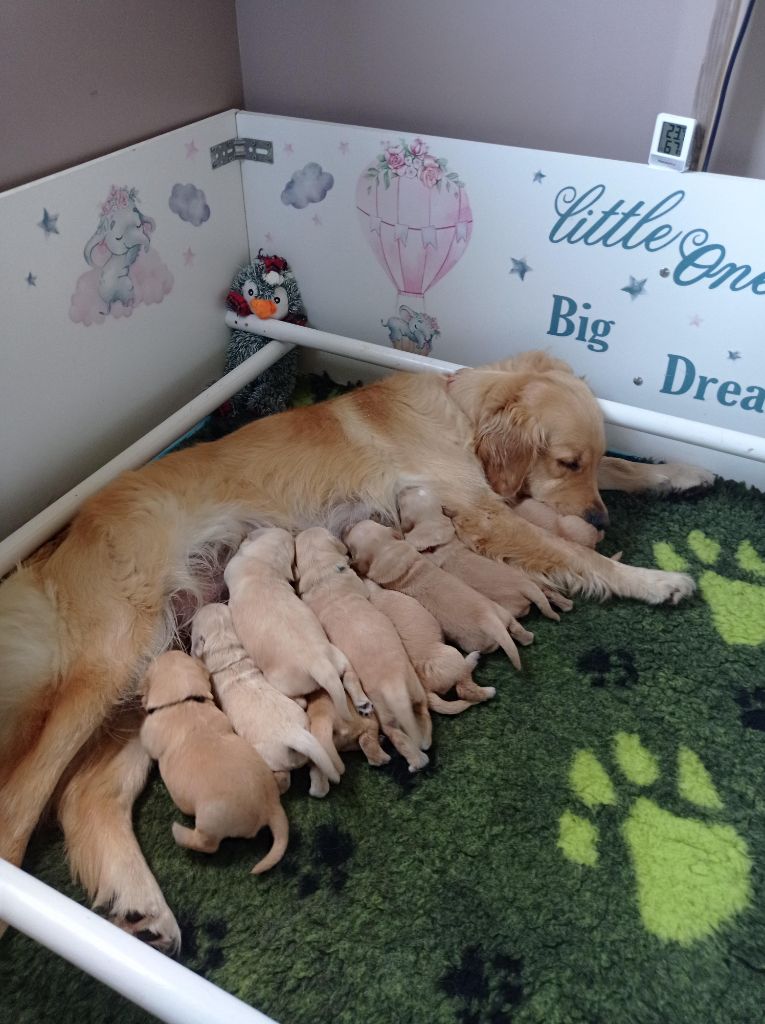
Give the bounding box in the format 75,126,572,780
0,350,710,951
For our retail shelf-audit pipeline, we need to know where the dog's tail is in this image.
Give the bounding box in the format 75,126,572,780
427,692,473,715
311,660,352,721
496,628,522,670
251,803,289,875
288,729,342,784
382,681,423,749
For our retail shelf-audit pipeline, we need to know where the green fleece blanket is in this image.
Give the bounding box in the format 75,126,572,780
2,378,764,1024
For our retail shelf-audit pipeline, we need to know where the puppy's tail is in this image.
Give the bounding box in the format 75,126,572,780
288,729,342,785
311,661,352,721
427,692,473,716
251,804,289,875
496,629,522,671
384,683,423,749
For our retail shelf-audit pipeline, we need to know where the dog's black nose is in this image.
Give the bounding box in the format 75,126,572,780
584,506,609,530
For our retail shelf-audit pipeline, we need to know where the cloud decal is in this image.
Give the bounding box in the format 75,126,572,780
281,163,334,209
169,183,210,226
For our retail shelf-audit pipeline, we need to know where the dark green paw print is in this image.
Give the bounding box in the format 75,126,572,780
440,945,524,1024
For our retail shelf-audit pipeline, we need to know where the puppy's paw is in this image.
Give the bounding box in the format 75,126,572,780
408,750,430,773
355,698,374,717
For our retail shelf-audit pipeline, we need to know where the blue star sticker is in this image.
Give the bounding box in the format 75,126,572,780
510,257,532,281
26,272,37,286
38,209,59,236
532,171,546,183
621,276,647,299
728,350,741,360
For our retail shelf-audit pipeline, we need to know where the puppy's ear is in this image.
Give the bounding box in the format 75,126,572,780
351,551,372,576
476,388,546,499
191,632,205,658
404,518,455,551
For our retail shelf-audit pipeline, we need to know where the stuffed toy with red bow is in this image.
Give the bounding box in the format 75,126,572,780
223,251,308,418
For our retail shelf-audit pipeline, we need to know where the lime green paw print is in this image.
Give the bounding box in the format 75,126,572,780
654,530,765,646
558,733,752,945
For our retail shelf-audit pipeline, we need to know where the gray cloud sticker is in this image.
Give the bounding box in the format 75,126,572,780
281,163,334,209
169,183,210,226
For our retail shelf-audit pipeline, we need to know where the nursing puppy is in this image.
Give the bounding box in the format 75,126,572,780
295,527,430,773
397,485,574,621
224,527,364,720
306,691,391,798
345,520,529,668
191,603,342,795
514,498,602,548
366,581,494,714
140,650,288,874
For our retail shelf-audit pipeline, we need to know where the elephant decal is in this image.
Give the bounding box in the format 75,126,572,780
70,186,173,326
382,304,440,355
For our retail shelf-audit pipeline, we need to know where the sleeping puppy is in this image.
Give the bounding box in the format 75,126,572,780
224,527,367,720
305,691,391,798
514,498,603,547
365,580,495,714
397,485,574,620
191,603,342,796
294,527,430,773
139,650,288,873
345,520,530,669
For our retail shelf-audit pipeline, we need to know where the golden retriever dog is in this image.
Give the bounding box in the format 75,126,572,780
190,603,342,794
305,691,391,798
140,652,289,884
224,527,363,720
365,580,494,715
397,484,570,620
0,349,709,950
294,526,431,773
345,520,531,667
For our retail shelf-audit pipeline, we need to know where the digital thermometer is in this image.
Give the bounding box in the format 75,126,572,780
648,113,699,172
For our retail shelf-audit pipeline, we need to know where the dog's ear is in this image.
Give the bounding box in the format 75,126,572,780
191,631,205,658
350,550,372,576
475,383,546,499
404,517,455,551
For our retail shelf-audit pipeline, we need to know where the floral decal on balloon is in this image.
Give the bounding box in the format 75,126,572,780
357,138,472,356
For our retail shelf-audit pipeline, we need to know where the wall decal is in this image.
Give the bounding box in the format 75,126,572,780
69,185,173,326
281,163,334,209
533,170,546,183
510,257,532,281
381,305,440,355
183,247,196,266
357,138,472,354
185,140,199,159
26,272,37,286
622,276,647,299
38,209,59,236
169,183,210,226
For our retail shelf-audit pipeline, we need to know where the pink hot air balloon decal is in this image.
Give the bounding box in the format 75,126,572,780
357,138,472,354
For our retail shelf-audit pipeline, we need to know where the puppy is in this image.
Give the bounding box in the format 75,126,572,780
295,527,430,773
397,485,574,620
514,498,602,547
191,603,342,796
365,580,495,714
139,650,288,873
224,527,367,720
306,691,391,797
345,520,529,668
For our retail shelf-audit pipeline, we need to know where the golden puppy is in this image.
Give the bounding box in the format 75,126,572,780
305,691,391,798
345,520,529,668
365,580,494,714
139,650,288,874
295,527,430,773
397,485,573,620
191,603,342,796
224,527,364,720
514,498,602,547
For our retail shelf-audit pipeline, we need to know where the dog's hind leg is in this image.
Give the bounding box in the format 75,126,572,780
56,710,181,954
172,823,221,854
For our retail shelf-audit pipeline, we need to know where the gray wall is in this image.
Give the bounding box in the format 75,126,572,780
0,0,243,191
236,0,715,166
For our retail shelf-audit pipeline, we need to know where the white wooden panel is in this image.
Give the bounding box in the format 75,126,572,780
236,111,765,487
0,111,249,539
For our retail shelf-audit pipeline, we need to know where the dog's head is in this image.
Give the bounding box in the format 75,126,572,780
142,650,212,710
449,351,608,529
294,527,349,590
396,485,455,551
190,602,232,660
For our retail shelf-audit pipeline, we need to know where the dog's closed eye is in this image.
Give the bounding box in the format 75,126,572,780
557,458,581,472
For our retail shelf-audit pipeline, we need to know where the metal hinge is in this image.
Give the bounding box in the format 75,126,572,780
210,138,273,169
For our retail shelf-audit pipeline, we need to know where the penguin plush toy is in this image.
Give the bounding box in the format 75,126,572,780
223,251,307,419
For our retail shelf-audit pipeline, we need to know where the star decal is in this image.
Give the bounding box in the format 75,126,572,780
264,232,274,243
283,143,294,154
509,257,532,281
728,350,741,360
621,276,646,299
339,141,350,155
183,247,196,266
532,170,546,183
689,314,703,327
38,209,59,236
185,140,199,159
312,214,322,226
26,272,37,286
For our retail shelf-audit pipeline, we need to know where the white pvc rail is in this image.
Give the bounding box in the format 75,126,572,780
0,860,276,1024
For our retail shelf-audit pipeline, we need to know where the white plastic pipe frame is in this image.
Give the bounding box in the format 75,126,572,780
1,316,763,1021
0,860,276,1024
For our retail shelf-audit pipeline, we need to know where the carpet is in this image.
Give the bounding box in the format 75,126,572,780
2,377,765,1024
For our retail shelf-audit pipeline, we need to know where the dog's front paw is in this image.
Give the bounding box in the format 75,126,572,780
648,570,696,605
658,462,716,493
110,903,182,956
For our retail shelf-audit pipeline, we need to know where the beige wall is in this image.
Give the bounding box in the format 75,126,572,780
0,0,243,191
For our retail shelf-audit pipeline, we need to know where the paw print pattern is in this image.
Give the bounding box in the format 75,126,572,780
558,733,752,945
179,916,228,975
577,647,638,689
654,531,765,646
282,822,355,898
735,687,765,731
439,944,524,1024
